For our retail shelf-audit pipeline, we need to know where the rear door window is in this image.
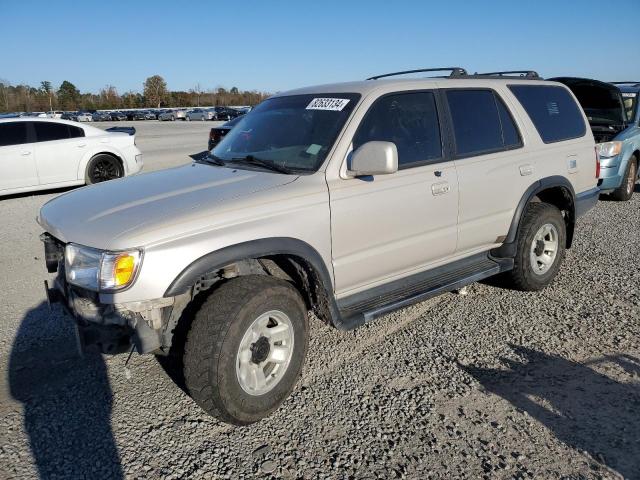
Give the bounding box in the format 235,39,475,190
353,91,443,168
509,85,586,143
0,122,28,147
445,89,522,157
34,122,84,142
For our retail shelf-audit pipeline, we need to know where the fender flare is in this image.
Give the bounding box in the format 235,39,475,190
163,237,336,298
495,176,576,257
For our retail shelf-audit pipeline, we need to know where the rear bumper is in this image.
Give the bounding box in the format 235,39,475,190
575,187,600,217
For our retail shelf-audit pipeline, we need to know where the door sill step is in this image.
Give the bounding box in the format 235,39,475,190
335,253,512,330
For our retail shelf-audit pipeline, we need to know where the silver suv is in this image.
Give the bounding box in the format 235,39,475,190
38,68,600,425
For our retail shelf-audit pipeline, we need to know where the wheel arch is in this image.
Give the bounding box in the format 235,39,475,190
493,176,576,257
163,237,340,327
79,149,125,181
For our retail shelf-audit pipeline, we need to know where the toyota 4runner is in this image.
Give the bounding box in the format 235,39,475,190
38,68,600,425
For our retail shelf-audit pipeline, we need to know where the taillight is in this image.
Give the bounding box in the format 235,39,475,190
595,146,600,178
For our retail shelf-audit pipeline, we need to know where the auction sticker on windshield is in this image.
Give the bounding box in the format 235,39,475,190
306,98,350,111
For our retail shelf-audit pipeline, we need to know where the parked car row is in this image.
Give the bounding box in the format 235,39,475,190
2,107,250,123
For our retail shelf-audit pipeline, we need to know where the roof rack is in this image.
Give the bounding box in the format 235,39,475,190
367,67,467,81
474,70,540,79
610,81,640,86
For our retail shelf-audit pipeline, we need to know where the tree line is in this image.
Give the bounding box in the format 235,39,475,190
0,75,270,113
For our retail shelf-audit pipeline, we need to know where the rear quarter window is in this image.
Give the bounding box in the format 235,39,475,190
509,85,586,143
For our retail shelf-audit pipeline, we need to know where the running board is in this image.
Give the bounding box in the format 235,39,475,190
335,253,513,330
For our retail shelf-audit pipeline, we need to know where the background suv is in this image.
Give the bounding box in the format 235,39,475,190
38,69,598,425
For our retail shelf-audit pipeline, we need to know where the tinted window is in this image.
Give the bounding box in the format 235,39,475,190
509,85,586,143
34,122,71,142
353,92,442,168
69,125,84,138
33,122,84,141
496,97,521,148
0,122,28,147
447,90,503,156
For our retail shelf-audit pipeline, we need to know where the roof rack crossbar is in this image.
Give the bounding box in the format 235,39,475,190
475,70,540,78
367,67,467,81
610,81,640,85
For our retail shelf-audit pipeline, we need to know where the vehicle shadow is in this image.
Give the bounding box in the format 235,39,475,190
460,344,640,479
8,302,123,479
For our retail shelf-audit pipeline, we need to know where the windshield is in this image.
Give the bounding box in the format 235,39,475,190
212,93,360,172
622,92,637,122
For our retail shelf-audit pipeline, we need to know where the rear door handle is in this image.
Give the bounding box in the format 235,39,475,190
21,150,32,156
431,181,451,196
519,164,534,176
77,143,86,148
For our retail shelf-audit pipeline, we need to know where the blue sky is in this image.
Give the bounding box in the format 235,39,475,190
2,0,639,94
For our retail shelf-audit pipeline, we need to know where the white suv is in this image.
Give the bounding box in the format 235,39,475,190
38,68,599,425
0,118,143,196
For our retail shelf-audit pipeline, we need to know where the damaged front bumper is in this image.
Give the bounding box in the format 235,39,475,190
46,276,175,355
42,233,181,355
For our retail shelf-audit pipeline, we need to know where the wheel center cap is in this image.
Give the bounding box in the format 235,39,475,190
534,239,545,256
250,337,270,364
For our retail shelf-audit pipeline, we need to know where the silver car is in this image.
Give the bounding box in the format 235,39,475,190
37,69,599,425
185,108,210,121
158,109,187,121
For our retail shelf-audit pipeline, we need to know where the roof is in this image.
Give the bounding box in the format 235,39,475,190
274,76,557,98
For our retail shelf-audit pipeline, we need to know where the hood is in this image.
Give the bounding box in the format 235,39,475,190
550,77,627,128
38,163,297,250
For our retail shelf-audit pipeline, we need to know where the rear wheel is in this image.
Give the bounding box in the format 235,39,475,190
611,156,637,201
171,115,175,121
183,275,308,425
503,202,566,291
85,154,123,184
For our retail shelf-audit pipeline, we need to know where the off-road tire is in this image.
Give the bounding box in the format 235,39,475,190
611,156,637,201
504,202,566,291
183,275,309,425
85,154,123,184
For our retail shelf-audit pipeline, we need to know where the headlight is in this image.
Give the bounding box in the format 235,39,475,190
596,141,622,158
65,243,142,292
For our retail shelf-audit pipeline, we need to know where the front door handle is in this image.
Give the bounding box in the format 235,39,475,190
431,181,451,196
77,143,86,148
21,150,32,156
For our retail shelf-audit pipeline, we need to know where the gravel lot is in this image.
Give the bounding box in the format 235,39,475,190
0,121,638,479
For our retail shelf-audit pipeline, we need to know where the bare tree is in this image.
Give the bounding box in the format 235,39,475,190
190,83,202,106
143,75,167,108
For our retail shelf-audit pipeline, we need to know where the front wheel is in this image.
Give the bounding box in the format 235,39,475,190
183,275,309,425
503,202,566,291
85,154,123,184
611,156,637,201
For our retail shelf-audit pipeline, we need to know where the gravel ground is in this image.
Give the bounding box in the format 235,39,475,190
0,122,639,479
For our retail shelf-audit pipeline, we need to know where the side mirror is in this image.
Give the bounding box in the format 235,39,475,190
348,141,398,177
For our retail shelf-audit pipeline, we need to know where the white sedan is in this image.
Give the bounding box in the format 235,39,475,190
0,118,143,196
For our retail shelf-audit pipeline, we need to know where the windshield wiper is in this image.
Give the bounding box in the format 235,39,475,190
197,153,226,166
229,155,293,174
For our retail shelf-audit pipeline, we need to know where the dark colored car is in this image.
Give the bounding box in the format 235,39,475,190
92,111,112,121
208,115,244,150
143,110,157,120
210,106,241,121
60,111,79,121
110,111,127,121
126,110,147,121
